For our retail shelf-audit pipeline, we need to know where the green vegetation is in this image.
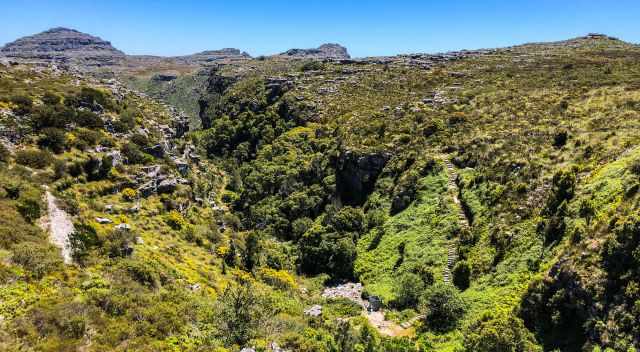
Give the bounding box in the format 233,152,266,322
2,34,640,351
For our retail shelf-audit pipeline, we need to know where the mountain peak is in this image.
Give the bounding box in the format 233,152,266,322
280,43,350,59
0,27,124,66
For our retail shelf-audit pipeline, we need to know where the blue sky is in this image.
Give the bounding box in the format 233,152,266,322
1,1,638,58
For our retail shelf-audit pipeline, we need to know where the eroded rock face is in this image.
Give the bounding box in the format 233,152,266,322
198,66,238,129
280,43,350,59
336,150,389,206
0,27,125,66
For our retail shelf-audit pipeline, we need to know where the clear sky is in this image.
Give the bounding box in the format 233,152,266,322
1,0,638,58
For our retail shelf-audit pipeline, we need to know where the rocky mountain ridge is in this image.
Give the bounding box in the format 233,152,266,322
0,27,125,66
278,43,350,59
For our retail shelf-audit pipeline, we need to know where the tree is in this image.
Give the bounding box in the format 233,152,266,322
420,283,466,332
394,272,426,308
38,127,66,153
213,281,270,346
121,142,148,164
464,310,541,352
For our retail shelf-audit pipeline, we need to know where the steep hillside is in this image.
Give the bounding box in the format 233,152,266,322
1,32,640,352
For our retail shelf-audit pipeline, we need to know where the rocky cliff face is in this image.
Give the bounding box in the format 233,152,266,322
182,48,251,62
0,27,125,66
280,43,350,59
336,150,389,206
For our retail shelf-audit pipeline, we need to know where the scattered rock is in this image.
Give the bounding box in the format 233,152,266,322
138,181,156,197
157,178,178,194
95,217,113,224
304,304,322,317
144,144,165,158
115,223,131,231
322,282,367,308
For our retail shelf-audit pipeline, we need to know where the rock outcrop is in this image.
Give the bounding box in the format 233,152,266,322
0,27,125,66
279,43,350,59
336,150,389,206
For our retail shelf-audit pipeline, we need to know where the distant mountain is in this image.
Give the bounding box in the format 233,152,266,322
0,27,125,66
279,43,350,59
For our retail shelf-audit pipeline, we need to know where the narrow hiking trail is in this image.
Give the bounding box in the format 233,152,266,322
40,189,74,264
442,156,470,284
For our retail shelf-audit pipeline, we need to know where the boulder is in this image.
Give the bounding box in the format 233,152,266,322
95,217,112,224
144,144,165,158
175,159,189,176
304,304,322,317
157,178,178,194
115,223,131,231
368,296,382,312
138,181,156,197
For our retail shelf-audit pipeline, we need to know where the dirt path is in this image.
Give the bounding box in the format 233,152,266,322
366,311,413,337
40,190,74,264
322,283,414,337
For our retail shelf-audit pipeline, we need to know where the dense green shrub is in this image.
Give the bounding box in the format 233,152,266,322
553,130,568,147
394,272,426,308
11,242,63,279
69,223,100,264
420,283,466,332
544,168,576,216
464,310,541,352
30,104,76,130
102,228,135,258
452,260,471,290
0,202,43,248
66,87,114,111
113,109,137,133
83,155,112,181
15,149,53,168
17,189,42,223
41,92,62,106
520,268,590,352
10,94,33,115
117,258,163,288
75,110,104,129
121,142,149,164
212,281,271,346
300,60,325,72
38,127,66,153
0,143,10,163
73,128,102,149
130,133,151,148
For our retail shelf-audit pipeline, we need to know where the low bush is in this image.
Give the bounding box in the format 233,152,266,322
121,142,149,164
10,94,33,115
11,241,63,279
0,143,11,162
15,149,53,169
